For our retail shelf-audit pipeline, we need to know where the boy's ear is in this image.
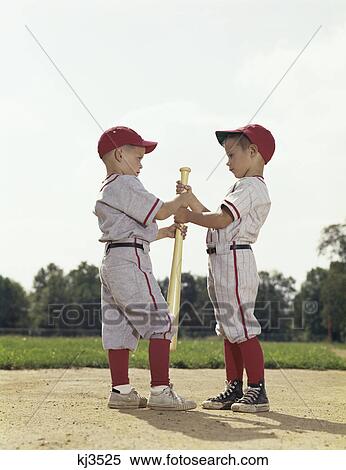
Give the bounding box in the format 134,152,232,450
249,143,258,158
114,148,122,162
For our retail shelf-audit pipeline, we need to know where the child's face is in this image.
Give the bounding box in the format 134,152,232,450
224,137,252,178
120,145,145,176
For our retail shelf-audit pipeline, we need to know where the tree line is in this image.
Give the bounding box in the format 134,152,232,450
0,222,345,342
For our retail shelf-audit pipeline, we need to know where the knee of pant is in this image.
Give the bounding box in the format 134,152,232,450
102,332,139,352
216,323,248,344
168,323,178,339
158,323,177,341
215,322,226,338
226,333,251,344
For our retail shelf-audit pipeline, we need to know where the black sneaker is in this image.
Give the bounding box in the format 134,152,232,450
202,380,243,410
231,381,269,413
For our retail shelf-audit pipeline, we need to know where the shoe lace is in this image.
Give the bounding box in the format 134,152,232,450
167,383,180,400
215,380,237,400
238,386,260,404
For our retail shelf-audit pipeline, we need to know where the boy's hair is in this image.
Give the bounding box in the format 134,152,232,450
101,144,133,162
223,133,252,150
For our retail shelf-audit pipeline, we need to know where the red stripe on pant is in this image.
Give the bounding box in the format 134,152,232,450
134,238,171,339
232,241,249,340
134,239,158,311
162,312,172,340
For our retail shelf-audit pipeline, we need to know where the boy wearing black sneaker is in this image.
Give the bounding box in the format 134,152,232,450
175,124,275,412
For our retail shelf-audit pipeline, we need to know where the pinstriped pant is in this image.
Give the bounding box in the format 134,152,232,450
100,243,175,351
207,247,261,343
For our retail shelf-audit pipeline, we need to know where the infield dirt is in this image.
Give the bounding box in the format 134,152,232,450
1,368,345,450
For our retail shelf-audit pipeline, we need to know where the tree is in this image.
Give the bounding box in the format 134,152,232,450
320,261,346,342
315,221,346,341
65,262,101,332
293,267,328,341
194,275,210,311
28,263,69,331
0,276,29,329
158,273,212,337
256,271,297,340
158,272,197,304
318,221,346,263
66,261,100,303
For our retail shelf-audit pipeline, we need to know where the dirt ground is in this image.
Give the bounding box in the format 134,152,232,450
0,368,345,450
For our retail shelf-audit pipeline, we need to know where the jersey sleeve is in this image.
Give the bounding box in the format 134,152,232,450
109,175,163,226
221,179,252,221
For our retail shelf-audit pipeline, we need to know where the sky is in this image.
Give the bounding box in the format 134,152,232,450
1,0,345,292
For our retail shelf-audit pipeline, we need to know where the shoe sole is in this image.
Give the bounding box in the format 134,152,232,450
148,403,197,411
231,403,270,413
202,401,234,410
108,402,147,409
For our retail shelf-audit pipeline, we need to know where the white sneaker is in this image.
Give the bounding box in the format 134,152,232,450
108,387,147,409
148,383,197,411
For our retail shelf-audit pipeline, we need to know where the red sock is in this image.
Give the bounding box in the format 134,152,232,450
238,336,265,385
149,338,170,387
224,339,244,382
108,349,129,387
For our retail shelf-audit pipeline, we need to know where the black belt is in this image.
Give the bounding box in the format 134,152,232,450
206,244,252,254
106,242,144,255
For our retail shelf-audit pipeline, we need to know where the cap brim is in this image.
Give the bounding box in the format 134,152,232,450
141,140,158,154
215,130,243,146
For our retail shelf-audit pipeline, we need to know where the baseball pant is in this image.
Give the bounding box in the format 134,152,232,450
100,240,175,351
207,243,261,343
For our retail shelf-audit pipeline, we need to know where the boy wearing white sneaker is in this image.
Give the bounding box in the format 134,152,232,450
95,126,196,411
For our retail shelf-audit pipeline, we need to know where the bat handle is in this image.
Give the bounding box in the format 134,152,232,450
179,167,191,186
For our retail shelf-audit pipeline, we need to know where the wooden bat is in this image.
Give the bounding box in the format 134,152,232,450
167,166,191,351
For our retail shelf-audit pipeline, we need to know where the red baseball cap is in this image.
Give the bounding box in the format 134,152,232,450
97,126,158,158
215,124,275,164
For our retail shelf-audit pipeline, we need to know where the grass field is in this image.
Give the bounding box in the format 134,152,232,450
0,336,345,370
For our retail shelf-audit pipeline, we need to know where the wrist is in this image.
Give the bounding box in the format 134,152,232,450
185,209,192,223
156,228,167,240
161,227,168,238
181,192,191,203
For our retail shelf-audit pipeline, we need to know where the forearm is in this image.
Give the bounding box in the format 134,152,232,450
155,194,188,220
188,211,232,229
188,193,210,213
155,228,167,241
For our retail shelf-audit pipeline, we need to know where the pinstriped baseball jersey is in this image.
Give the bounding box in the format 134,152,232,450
206,176,271,245
94,173,163,243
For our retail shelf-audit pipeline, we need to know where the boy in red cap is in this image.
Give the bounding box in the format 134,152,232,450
175,124,275,413
94,126,196,411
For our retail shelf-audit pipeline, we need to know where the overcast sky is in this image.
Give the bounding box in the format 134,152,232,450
1,0,345,292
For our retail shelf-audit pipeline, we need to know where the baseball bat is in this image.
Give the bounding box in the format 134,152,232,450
167,166,191,351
